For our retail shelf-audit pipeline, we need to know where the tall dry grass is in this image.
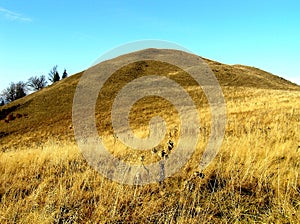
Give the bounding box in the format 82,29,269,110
0,87,299,223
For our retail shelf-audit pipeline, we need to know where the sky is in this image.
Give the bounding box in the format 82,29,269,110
0,0,300,91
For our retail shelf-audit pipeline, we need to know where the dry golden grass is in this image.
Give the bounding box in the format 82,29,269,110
1,49,299,150
0,49,299,223
0,86,299,223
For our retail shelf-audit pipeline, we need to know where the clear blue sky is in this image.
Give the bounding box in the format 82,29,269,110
1,0,299,91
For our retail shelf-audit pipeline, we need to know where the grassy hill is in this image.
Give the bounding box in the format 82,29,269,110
0,49,299,223
0,49,298,149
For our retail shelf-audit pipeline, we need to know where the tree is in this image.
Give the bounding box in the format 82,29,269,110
27,75,47,91
0,97,4,106
15,82,27,99
2,83,17,102
2,81,27,103
48,65,60,83
62,69,68,79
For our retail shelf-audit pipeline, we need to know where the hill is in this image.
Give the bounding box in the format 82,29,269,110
0,48,299,150
0,49,300,223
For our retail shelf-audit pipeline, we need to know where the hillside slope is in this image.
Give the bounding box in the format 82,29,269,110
0,49,299,149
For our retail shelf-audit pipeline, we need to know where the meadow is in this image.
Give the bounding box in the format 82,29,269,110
0,86,299,223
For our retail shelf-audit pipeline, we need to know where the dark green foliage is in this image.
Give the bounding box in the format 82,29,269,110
48,65,60,83
53,71,60,82
62,69,68,79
